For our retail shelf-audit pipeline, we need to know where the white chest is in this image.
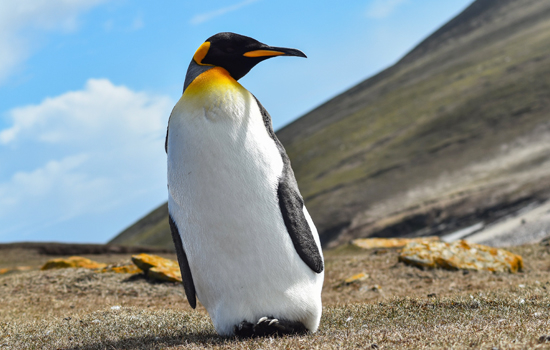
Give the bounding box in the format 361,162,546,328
167,83,284,211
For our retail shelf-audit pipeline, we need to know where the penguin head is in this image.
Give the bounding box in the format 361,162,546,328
193,32,306,81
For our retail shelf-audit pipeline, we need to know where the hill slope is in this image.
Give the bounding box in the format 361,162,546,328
110,0,550,249
109,203,171,247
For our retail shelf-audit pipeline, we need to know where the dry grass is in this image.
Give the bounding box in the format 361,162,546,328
1,244,550,349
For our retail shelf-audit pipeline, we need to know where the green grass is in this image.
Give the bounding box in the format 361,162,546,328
284,8,550,241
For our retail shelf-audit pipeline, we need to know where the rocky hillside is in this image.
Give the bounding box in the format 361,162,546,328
110,0,550,249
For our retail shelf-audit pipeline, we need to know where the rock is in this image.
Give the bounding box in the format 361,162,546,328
100,264,142,274
352,236,440,249
131,253,179,271
334,272,369,289
371,284,382,291
131,254,181,282
147,266,182,283
0,266,36,275
399,240,523,273
539,335,550,343
41,256,107,270
344,272,369,285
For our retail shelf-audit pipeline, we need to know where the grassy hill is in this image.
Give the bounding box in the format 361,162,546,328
109,203,171,247
110,0,550,249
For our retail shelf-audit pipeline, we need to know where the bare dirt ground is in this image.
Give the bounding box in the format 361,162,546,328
1,243,550,349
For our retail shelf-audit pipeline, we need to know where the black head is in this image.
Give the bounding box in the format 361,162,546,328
193,32,306,81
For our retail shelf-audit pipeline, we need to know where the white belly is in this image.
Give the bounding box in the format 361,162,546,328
167,85,323,336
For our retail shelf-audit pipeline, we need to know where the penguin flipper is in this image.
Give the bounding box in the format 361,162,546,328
251,94,323,274
277,179,324,273
168,214,197,309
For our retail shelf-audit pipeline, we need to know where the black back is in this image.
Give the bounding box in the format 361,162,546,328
253,95,324,273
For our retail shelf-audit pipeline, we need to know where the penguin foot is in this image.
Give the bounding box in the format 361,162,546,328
234,316,307,338
234,320,255,337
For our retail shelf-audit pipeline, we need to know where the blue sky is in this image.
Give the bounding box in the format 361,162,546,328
0,0,474,243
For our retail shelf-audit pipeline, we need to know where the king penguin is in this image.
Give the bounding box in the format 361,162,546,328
166,32,324,337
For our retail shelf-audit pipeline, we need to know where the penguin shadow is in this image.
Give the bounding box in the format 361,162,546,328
121,273,183,287
61,327,313,350
61,328,306,349
60,332,228,350
121,272,163,284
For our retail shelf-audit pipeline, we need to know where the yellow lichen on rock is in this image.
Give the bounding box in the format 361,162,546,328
131,253,179,271
399,240,523,273
344,272,369,284
0,266,36,275
352,236,440,249
100,264,143,274
41,256,107,270
131,254,181,282
148,266,182,282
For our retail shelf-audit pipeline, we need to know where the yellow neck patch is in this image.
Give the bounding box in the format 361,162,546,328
184,66,243,98
193,42,211,65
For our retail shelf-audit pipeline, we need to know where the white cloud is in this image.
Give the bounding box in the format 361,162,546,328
366,0,408,19
130,16,144,31
0,0,107,83
0,154,101,217
0,79,173,241
103,19,114,32
2,79,169,145
190,0,259,25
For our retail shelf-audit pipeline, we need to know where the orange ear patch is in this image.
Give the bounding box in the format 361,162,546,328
193,42,211,65
243,50,285,58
